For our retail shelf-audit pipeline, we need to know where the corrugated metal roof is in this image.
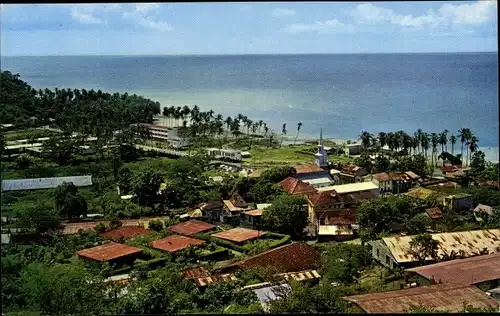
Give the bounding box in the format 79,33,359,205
474,204,494,215
168,220,215,236
278,177,317,196
253,283,291,304
294,163,325,174
343,283,499,313
194,273,237,287
184,267,211,279
149,235,205,253
77,242,142,262
244,209,264,217
426,207,443,219
407,252,500,285
212,227,265,243
2,175,93,191
275,269,321,282
382,229,500,263
316,182,379,194
61,217,163,235
100,226,151,242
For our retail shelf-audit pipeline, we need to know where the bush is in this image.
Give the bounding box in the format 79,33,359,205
94,222,106,233
109,219,123,230
148,220,164,232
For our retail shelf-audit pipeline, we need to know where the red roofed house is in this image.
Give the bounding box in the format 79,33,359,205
100,226,152,242
149,235,205,253
217,242,321,275
339,165,370,184
306,190,349,236
77,242,142,267
168,220,216,236
314,208,358,241
294,163,335,189
241,209,264,229
278,177,317,197
372,171,420,194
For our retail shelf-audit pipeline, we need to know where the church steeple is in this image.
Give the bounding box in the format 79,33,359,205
315,128,328,168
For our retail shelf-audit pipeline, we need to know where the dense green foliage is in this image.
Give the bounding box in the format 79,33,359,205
262,194,308,238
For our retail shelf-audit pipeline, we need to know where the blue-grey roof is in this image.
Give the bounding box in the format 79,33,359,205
253,284,291,304
2,176,93,191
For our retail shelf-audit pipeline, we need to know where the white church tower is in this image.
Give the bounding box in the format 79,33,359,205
315,128,328,168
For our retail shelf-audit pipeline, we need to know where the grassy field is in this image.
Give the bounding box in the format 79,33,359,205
3,128,58,141
243,145,354,166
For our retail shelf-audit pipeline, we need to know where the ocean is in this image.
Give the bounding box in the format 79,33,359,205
1,53,498,162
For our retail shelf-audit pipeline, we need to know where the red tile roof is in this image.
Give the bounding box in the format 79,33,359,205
100,226,152,242
149,235,205,253
341,165,367,176
244,209,264,217
374,172,392,182
168,220,215,236
338,190,379,203
294,163,325,174
61,217,163,235
405,171,421,180
218,242,321,274
183,266,211,280
426,207,443,219
343,283,499,313
278,177,317,196
407,252,500,285
308,190,339,206
77,242,142,262
315,208,356,225
212,227,265,243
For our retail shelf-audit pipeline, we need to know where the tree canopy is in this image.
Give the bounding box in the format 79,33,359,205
54,182,88,220
262,194,308,238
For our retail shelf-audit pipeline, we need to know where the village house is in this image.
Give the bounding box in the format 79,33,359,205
221,192,251,225
149,235,206,253
211,227,265,245
314,208,358,241
241,209,264,229
76,242,142,268
183,266,237,291
339,165,370,184
168,220,216,236
406,251,500,288
205,148,242,161
218,242,321,274
369,229,500,269
371,171,420,194
442,193,474,211
294,163,334,189
344,142,364,157
343,283,499,313
316,182,380,199
278,177,317,197
198,200,224,223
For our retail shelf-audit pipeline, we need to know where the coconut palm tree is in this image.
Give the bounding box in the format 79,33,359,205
416,128,423,154
468,135,479,166
421,133,430,159
450,134,457,155
264,125,269,137
458,128,468,162
438,131,447,154
431,133,439,166
281,123,287,148
294,122,303,145
378,132,387,154
224,117,232,138
359,131,373,151
258,120,264,135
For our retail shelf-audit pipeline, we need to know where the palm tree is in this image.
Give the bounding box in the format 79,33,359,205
416,129,423,154
421,133,430,160
281,123,287,147
359,131,372,151
258,120,264,135
450,134,457,155
224,117,232,138
468,135,478,166
264,125,269,137
458,128,468,163
431,133,439,166
294,122,303,145
378,132,387,154
438,131,447,154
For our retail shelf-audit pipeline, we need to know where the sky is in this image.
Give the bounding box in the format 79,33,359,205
0,1,498,56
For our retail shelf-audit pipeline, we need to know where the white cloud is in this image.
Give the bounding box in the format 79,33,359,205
350,1,496,28
272,8,296,17
239,5,251,12
285,19,350,34
70,8,106,24
349,3,394,24
122,4,172,32
439,0,497,25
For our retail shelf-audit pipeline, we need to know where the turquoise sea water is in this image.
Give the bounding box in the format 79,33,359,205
1,53,498,161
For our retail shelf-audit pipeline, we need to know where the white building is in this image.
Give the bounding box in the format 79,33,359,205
206,148,242,161
316,182,380,196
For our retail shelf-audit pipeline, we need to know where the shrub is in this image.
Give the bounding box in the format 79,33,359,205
109,219,123,230
148,220,164,232
94,222,106,233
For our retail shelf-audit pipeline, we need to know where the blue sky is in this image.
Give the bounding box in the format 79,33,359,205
1,1,497,56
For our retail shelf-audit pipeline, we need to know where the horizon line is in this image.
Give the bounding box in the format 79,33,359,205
1,51,498,58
